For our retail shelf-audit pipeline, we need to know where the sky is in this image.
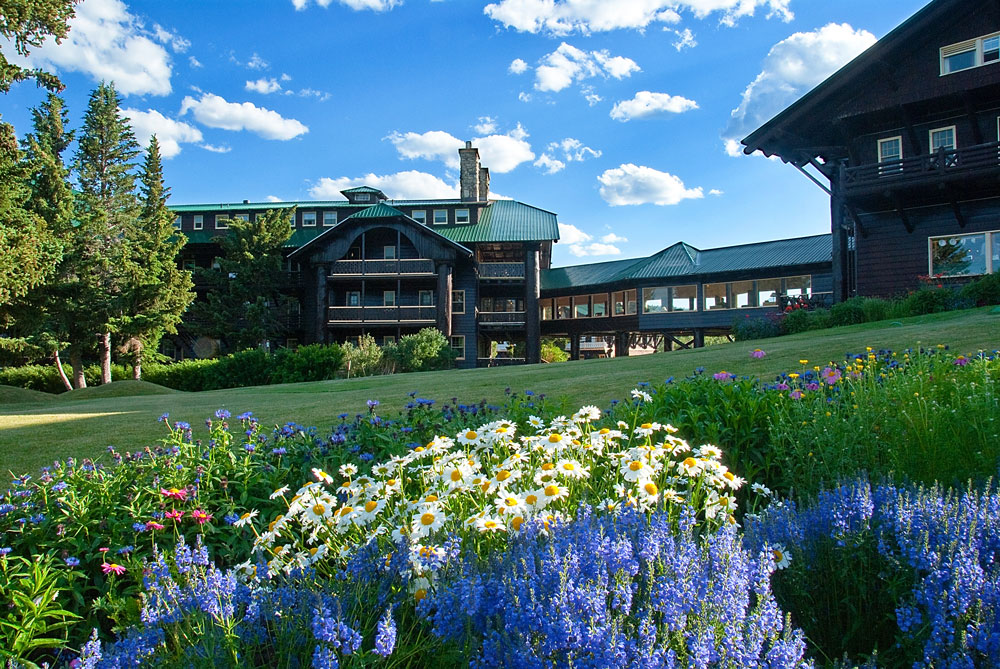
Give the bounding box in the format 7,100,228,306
1,0,929,267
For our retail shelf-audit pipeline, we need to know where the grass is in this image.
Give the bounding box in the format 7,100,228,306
1,307,998,476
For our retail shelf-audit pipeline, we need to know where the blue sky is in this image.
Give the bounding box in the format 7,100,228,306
2,0,928,266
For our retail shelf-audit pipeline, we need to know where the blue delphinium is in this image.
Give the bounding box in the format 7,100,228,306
374,608,397,657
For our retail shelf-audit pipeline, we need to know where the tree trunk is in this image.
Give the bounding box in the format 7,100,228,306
70,349,86,389
99,332,112,384
53,350,73,392
132,358,141,381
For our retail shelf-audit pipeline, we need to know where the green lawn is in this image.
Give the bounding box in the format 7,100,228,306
2,307,998,476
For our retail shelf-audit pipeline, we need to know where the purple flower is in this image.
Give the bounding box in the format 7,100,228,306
374,608,397,657
751,348,767,359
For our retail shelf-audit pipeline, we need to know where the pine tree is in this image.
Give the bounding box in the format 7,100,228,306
73,81,141,384
192,207,295,351
114,135,194,379
0,0,77,92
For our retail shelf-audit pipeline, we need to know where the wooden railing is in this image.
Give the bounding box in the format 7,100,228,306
479,262,525,279
477,357,526,367
329,259,435,276
478,310,526,325
327,306,437,323
843,142,1000,193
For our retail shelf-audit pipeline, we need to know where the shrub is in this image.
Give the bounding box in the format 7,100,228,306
389,328,455,373
142,358,217,392
0,363,130,393
961,272,1000,306
540,338,569,363
829,296,868,326
271,343,345,384
780,308,815,335
732,313,783,341
900,286,959,315
342,334,384,378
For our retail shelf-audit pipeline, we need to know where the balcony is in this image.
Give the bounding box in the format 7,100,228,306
478,311,526,327
479,262,525,280
329,259,435,277
843,142,1000,200
327,306,437,325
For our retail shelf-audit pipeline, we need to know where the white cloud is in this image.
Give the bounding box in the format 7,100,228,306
246,53,269,70
581,86,603,106
670,27,697,51
518,91,532,103
558,222,624,256
484,0,792,35
180,93,309,140
2,0,173,96
265,195,283,202
558,222,592,244
121,108,203,158
281,73,292,81
610,91,699,121
202,144,231,154
601,232,628,243
152,24,190,53
310,171,457,200
474,116,498,134
509,58,529,74
724,22,876,156
299,88,331,101
246,77,282,94
387,125,535,174
598,164,704,206
534,154,566,174
293,0,402,10
534,42,639,93
189,56,203,68
709,188,723,196
570,242,622,257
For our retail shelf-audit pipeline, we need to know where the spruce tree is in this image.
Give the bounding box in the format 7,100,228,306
0,0,77,92
73,81,141,384
115,135,194,379
192,207,295,351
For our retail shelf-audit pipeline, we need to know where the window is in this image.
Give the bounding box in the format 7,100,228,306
626,289,637,315
433,210,448,225
703,283,729,310
285,338,299,350
784,275,812,298
450,335,466,360
193,215,203,230
289,211,296,228
732,280,755,308
173,215,182,230
383,245,397,260
592,293,608,317
540,299,554,321
556,297,572,319
382,335,395,345
411,210,427,224
573,295,590,318
346,291,360,307
182,259,196,270
356,193,371,202
451,290,465,314
215,215,228,229
383,290,396,307
612,291,625,316
642,287,669,314
941,34,1000,75
419,290,434,306
323,211,337,226
670,285,698,312
456,208,470,224
302,211,317,227
930,126,956,152
757,279,781,307
929,232,995,277
878,136,903,174
235,213,249,222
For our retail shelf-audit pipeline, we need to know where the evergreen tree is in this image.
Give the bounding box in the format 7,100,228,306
115,135,194,379
73,81,141,384
192,207,295,351
0,0,77,92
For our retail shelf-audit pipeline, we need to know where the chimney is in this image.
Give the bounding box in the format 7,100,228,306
459,141,480,202
478,166,490,202
243,199,249,204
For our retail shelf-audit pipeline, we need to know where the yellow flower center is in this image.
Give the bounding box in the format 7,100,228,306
640,423,652,430
723,472,735,481
465,431,477,440
240,512,252,520
484,521,498,529
629,461,643,471
420,513,435,526
415,446,425,452
387,479,397,486
425,494,438,502
544,485,559,497
415,588,427,601
525,494,538,505
542,462,555,471
562,463,576,471
504,497,517,506
682,457,697,469
338,506,353,516
450,470,463,482
548,434,562,443
497,470,512,481
365,501,378,513
309,547,318,556
312,504,326,516
511,516,524,531
644,482,658,496
496,427,507,433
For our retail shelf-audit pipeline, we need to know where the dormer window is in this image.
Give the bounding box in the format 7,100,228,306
356,193,371,202
456,208,470,224
941,33,1000,75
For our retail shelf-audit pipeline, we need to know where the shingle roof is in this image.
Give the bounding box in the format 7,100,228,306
541,234,831,291
440,200,559,243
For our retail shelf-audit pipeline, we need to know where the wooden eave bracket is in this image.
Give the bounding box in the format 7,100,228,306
892,194,914,233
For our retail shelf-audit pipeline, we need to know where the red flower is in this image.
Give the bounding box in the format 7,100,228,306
165,509,184,521
145,521,166,531
102,563,126,576
160,487,188,501
191,509,212,525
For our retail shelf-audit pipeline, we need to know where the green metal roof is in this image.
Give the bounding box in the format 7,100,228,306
341,186,385,194
343,202,406,219
171,201,298,213
541,234,832,291
440,200,559,244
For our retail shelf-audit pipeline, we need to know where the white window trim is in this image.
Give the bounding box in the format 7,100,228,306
302,211,317,227
451,290,465,314
411,210,427,224
289,212,296,228
323,211,337,226
940,33,1000,76
928,230,997,277
432,209,448,225
356,193,371,202
878,136,903,163
451,335,466,360
929,125,957,152
193,215,203,230
215,215,229,229
455,208,470,224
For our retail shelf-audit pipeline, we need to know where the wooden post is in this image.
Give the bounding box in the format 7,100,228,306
831,162,849,302
693,329,705,348
616,331,630,357
664,335,673,352
436,263,453,336
570,334,581,361
525,244,541,364
315,263,327,343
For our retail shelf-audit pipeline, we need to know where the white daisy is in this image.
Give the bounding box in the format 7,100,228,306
269,486,290,500
475,515,507,533
234,509,259,528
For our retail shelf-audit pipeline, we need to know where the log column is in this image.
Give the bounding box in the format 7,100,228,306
693,328,705,349
436,262,453,336
525,243,541,364
569,335,581,361
315,263,328,344
616,331,630,357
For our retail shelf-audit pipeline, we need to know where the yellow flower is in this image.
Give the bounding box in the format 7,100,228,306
799,359,808,365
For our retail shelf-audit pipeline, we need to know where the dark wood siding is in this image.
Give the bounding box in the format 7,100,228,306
452,258,478,369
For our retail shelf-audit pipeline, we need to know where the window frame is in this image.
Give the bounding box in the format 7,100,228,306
928,230,996,278
383,245,397,260
288,211,296,228
356,193,371,202
573,295,591,319
323,211,337,227
669,285,699,312
450,335,466,360
929,125,957,153
418,290,434,306
173,215,182,230
302,211,317,227
451,290,465,314
383,290,396,307
411,210,427,225
215,214,229,230
703,282,729,311
432,209,448,225
193,215,203,230
941,33,1000,75
878,136,903,174
641,287,669,314
346,291,360,307
455,208,470,224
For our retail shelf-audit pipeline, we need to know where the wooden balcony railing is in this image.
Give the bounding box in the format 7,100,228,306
479,262,525,279
327,306,437,323
329,259,435,276
478,311,526,325
843,142,1000,195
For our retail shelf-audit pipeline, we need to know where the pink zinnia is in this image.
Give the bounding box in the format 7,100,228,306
160,487,188,501
165,509,184,521
191,509,212,525
145,521,166,531
750,349,766,359
102,563,126,576
98,547,109,553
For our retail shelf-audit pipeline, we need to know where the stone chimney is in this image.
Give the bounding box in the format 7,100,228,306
478,166,490,202
459,141,480,202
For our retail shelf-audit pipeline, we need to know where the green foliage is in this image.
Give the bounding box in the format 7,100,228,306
0,0,76,92
900,286,960,316
779,308,815,335
385,328,456,373
0,362,131,393
960,272,1000,307
540,338,569,363
270,343,345,384
0,553,81,666
828,297,868,326
732,313,782,341
342,334,385,378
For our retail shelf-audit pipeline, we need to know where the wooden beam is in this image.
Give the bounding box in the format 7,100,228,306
846,204,866,238
899,104,922,156
963,91,984,145
833,118,859,165
892,193,914,233
950,198,967,229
